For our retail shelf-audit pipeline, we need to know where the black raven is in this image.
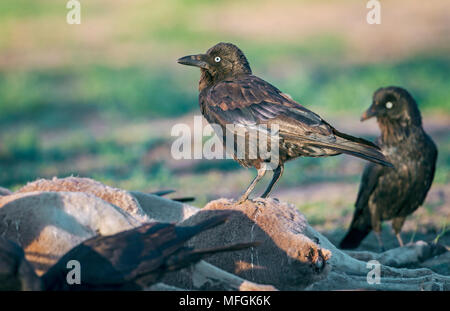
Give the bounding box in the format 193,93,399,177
340,86,438,250
178,42,392,202
1,214,256,290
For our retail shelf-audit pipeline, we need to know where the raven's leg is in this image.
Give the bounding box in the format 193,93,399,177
261,165,284,198
395,234,404,247
238,164,267,203
370,210,385,252
392,217,406,247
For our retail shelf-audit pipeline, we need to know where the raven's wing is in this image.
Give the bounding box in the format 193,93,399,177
201,75,331,136
201,75,391,166
355,162,383,209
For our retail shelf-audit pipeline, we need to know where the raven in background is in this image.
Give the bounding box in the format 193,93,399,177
340,87,438,251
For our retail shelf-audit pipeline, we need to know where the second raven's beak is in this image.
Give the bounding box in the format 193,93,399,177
360,105,377,122
177,54,209,69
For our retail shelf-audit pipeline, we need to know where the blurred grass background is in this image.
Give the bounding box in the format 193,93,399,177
0,0,448,246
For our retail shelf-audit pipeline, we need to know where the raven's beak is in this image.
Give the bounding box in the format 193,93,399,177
177,54,209,69
360,105,377,122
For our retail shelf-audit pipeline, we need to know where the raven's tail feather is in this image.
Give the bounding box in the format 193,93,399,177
316,140,392,167
284,127,393,167
339,227,371,249
332,128,393,167
308,129,393,167
339,206,372,249
150,189,196,203
166,241,260,271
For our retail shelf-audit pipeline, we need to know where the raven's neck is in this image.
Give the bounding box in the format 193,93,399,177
199,69,213,92
198,69,251,92
377,117,420,146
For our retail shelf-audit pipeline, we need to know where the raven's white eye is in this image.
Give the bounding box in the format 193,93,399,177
385,101,393,109
214,56,221,63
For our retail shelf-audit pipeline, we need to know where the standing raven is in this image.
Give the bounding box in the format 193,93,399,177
340,87,438,250
178,42,392,202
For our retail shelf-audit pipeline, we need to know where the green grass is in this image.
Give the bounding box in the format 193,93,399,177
0,0,61,19
278,56,450,115
1,56,448,126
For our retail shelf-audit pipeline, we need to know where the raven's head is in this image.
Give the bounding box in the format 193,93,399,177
361,86,422,126
177,42,252,89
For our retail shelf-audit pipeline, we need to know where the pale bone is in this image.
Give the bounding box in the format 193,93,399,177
189,260,277,291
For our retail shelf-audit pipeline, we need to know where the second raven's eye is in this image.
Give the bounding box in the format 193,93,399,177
214,56,221,63
385,101,393,109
